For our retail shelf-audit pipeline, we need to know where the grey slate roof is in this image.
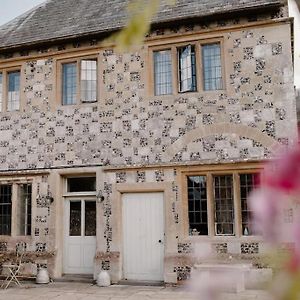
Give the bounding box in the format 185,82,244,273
0,0,284,51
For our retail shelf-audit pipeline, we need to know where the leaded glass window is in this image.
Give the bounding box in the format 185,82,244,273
62,63,77,105
81,60,97,102
0,185,12,235
214,175,234,235
178,45,197,92
202,43,223,91
17,184,32,236
240,174,257,236
153,50,172,95
187,176,208,235
85,201,96,236
69,201,81,236
7,71,20,111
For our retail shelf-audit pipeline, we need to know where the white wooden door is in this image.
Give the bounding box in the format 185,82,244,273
64,200,96,274
122,192,164,281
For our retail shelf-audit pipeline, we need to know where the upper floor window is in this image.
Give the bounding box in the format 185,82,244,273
0,69,21,112
153,50,172,96
186,171,258,237
178,45,197,93
152,40,224,95
61,58,98,105
7,71,20,111
202,43,223,91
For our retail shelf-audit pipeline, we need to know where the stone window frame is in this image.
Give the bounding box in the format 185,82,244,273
0,65,23,113
0,178,35,238
180,163,262,239
57,55,100,106
148,37,226,96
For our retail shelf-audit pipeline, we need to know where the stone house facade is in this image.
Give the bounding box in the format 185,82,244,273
0,0,297,284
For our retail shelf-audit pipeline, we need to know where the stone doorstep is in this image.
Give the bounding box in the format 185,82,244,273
55,274,95,284
117,280,164,286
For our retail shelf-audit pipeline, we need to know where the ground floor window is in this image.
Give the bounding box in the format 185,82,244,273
187,170,258,236
0,183,32,236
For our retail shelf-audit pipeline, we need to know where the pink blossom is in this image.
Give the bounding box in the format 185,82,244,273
263,145,300,192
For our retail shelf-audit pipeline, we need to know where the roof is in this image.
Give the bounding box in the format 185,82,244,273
0,0,284,51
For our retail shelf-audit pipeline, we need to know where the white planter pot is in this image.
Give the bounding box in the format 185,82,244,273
36,268,50,284
97,270,111,287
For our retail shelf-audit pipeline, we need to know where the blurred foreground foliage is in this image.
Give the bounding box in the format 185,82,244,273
106,0,175,51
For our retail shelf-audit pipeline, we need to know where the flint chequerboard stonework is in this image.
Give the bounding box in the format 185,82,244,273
0,0,297,284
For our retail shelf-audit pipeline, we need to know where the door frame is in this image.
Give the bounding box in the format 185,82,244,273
63,195,97,275
112,182,175,282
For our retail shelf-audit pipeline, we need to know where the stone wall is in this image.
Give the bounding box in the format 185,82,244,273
0,22,296,171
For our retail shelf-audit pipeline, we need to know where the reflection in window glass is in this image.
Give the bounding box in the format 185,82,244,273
81,60,97,102
240,173,258,235
7,71,20,111
85,201,96,236
67,177,96,193
214,175,234,235
69,202,81,236
62,63,77,105
17,184,32,236
153,50,172,95
187,176,208,235
178,45,197,92
0,185,12,235
202,43,223,91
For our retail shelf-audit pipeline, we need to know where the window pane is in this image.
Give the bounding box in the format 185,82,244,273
214,175,234,235
17,184,32,236
70,201,81,236
202,43,223,91
81,60,97,102
62,63,77,105
153,50,172,95
67,177,96,192
240,173,258,235
0,185,12,235
178,45,197,92
85,201,96,236
187,176,208,235
7,71,20,111
0,73,2,112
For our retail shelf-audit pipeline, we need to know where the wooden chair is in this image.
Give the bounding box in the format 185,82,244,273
1,243,26,289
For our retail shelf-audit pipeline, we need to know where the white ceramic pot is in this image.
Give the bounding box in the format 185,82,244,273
97,270,111,287
36,268,50,284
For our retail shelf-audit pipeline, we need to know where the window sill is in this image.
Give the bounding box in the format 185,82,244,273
183,235,263,242
151,89,226,98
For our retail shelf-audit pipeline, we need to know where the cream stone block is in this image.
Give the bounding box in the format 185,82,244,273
261,109,275,120
145,170,155,182
182,152,190,161
237,139,253,148
248,147,264,158
240,110,254,123
254,44,270,58
227,148,240,159
37,59,46,66
215,140,230,150
170,129,179,137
